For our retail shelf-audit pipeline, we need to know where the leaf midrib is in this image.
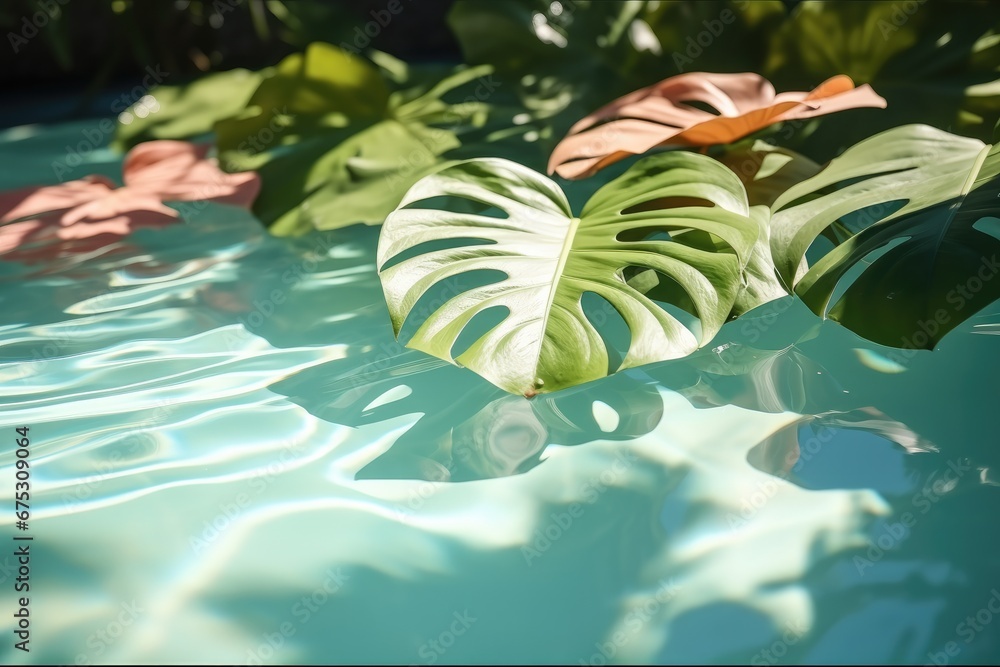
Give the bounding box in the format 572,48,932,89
531,215,582,382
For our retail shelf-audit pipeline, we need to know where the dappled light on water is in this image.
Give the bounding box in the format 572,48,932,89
1,200,999,664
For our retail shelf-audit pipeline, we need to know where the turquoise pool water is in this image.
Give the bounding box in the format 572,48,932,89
2,120,1000,664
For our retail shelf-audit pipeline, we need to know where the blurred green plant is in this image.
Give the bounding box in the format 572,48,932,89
0,0,368,105
222,44,500,235
447,1,785,154
113,67,267,148
763,0,1000,158
116,43,501,234
446,0,1000,161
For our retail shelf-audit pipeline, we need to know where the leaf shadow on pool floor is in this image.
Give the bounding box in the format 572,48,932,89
271,348,668,483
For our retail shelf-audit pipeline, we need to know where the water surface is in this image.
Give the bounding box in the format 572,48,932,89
1,120,999,664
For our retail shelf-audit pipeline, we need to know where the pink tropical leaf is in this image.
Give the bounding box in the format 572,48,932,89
122,140,260,207
548,73,887,179
0,176,116,225
0,140,261,263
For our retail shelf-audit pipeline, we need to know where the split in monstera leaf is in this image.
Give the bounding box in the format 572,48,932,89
770,124,1000,350
377,124,1000,396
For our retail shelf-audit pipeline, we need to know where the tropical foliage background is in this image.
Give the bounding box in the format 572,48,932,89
5,0,1000,395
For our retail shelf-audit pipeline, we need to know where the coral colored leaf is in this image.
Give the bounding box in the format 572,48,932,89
0,176,116,225
548,72,886,179
0,140,261,263
122,141,261,208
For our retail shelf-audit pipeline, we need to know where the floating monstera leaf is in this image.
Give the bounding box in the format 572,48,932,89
377,152,758,396
548,72,886,179
770,124,1000,349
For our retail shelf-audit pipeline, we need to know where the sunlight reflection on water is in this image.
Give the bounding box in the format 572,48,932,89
0,180,998,664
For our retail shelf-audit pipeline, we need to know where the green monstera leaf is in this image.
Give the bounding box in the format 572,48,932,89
770,124,1000,349
377,152,758,395
632,140,821,316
